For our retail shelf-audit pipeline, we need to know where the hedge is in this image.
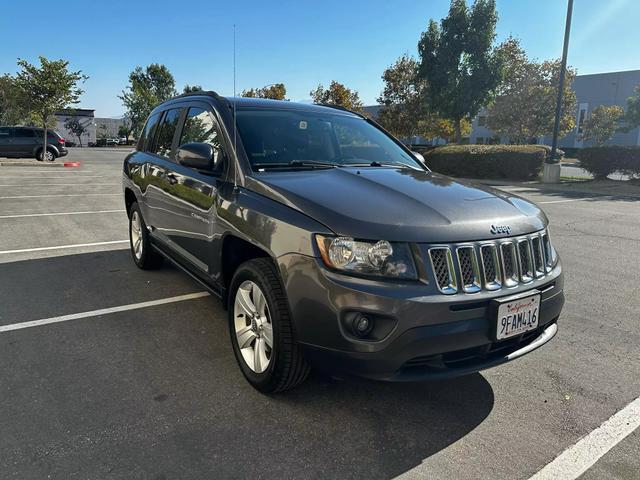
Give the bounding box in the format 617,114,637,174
423,145,552,180
577,146,640,180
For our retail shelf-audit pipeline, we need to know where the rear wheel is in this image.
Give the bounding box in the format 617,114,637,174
229,258,310,393
36,148,56,162
128,202,163,269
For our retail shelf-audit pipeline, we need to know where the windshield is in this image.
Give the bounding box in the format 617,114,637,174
235,108,424,171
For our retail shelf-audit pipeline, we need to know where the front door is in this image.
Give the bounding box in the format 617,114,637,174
151,104,226,279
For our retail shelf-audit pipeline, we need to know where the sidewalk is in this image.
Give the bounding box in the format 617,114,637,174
469,178,640,199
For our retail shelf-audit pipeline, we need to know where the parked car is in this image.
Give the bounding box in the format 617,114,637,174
0,126,68,161
119,137,128,144
122,93,564,393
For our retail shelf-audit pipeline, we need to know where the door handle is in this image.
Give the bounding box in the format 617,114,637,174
167,173,178,185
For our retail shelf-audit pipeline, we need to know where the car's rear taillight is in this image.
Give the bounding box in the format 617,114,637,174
58,138,65,145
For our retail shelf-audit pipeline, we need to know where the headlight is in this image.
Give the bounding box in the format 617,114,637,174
315,235,417,279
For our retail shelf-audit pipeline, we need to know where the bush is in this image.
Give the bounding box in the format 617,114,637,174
578,146,640,180
423,145,549,180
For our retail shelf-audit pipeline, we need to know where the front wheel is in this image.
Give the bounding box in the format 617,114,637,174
128,202,163,269
229,258,310,393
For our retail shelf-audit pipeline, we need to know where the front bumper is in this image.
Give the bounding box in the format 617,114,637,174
279,253,564,381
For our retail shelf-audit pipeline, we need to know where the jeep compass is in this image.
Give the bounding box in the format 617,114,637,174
122,92,564,393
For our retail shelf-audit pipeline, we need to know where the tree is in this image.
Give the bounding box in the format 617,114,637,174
620,85,640,132
486,38,577,143
63,116,89,147
13,56,87,159
118,121,133,142
241,83,287,100
377,55,427,138
120,64,177,137
579,105,624,145
183,84,203,94
417,0,503,142
310,81,363,111
0,74,28,125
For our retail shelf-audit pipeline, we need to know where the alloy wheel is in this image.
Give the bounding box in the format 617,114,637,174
130,211,143,260
233,280,273,373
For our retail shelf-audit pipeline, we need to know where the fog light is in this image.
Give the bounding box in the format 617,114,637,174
352,314,374,338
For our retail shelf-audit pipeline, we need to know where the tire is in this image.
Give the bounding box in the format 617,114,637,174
228,258,310,393
36,148,56,162
128,202,163,269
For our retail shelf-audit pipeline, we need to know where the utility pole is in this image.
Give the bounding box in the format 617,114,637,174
543,0,574,183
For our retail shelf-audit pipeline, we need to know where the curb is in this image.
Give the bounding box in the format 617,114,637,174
0,161,63,168
64,161,81,168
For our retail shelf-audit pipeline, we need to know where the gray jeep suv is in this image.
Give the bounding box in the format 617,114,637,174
0,126,68,161
122,92,564,393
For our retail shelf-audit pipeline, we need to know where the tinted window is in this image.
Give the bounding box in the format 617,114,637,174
235,109,422,170
154,108,182,157
0,127,10,137
138,112,161,152
13,128,35,138
179,108,221,148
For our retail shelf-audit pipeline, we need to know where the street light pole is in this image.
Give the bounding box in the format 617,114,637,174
543,0,574,183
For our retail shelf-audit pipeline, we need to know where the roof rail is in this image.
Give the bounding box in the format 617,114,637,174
170,90,225,102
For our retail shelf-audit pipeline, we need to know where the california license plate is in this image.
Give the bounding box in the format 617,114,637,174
494,292,540,340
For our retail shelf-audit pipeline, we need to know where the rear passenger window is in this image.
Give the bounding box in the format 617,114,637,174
0,127,10,137
154,108,182,158
14,129,35,138
138,112,161,152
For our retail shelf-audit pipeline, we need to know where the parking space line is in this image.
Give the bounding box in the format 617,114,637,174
0,183,120,187
0,240,129,255
538,196,614,204
0,193,120,199
0,209,125,219
528,396,640,480
0,292,210,333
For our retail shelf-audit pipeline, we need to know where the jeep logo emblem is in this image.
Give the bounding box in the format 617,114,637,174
490,224,511,235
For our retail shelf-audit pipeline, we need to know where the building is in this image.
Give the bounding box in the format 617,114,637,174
54,109,96,147
470,69,640,148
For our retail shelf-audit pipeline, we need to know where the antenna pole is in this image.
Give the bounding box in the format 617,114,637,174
233,24,238,190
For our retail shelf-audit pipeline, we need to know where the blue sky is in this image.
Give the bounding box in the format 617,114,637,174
0,0,637,117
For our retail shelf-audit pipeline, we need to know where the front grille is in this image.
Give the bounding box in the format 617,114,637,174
425,230,555,295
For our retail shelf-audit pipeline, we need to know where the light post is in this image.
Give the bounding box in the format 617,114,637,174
543,0,574,183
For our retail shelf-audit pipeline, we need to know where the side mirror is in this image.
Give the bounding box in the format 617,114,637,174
176,142,222,171
411,151,426,164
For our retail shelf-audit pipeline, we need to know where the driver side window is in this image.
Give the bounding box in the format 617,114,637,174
180,107,225,171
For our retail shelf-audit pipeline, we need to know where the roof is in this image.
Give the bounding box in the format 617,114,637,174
224,97,362,116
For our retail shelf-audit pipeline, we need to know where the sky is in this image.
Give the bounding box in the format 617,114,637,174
0,0,638,118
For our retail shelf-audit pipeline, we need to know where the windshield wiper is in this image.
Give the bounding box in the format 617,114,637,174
253,160,340,170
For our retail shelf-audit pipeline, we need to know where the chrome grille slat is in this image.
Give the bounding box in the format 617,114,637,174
456,246,481,293
425,230,555,294
428,247,457,294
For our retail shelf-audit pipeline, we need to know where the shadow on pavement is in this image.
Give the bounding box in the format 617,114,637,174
0,249,495,479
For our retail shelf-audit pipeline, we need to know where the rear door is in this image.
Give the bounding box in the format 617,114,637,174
11,128,37,156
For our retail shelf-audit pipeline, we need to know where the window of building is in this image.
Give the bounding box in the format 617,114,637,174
477,115,487,127
577,108,587,134
154,108,182,157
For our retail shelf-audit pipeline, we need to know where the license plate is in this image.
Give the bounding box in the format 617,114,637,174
495,292,540,340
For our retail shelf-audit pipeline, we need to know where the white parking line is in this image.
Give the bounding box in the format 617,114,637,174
0,209,125,219
538,196,613,204
0,183,120,187
528,396,640,480
0,193,120,199
0,292,210,333
0,240,129,255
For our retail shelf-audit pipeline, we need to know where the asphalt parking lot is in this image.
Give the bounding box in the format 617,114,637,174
0,149,638,480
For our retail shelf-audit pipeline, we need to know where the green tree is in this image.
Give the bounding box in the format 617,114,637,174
310,81,363,111
620,85,640,132
579,105,624,145
377,55,426,138
486,38,577,143
13,56,87,159
241,83,287,100
0,74,29,125
417,0,503,142
63,116,89,147
182,84,203,94
120,64,177,137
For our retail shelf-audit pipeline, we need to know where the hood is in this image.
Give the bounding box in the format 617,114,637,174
247,167,547,243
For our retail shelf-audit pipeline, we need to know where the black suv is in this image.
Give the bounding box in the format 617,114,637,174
123,92,564,393
0,126,68,161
